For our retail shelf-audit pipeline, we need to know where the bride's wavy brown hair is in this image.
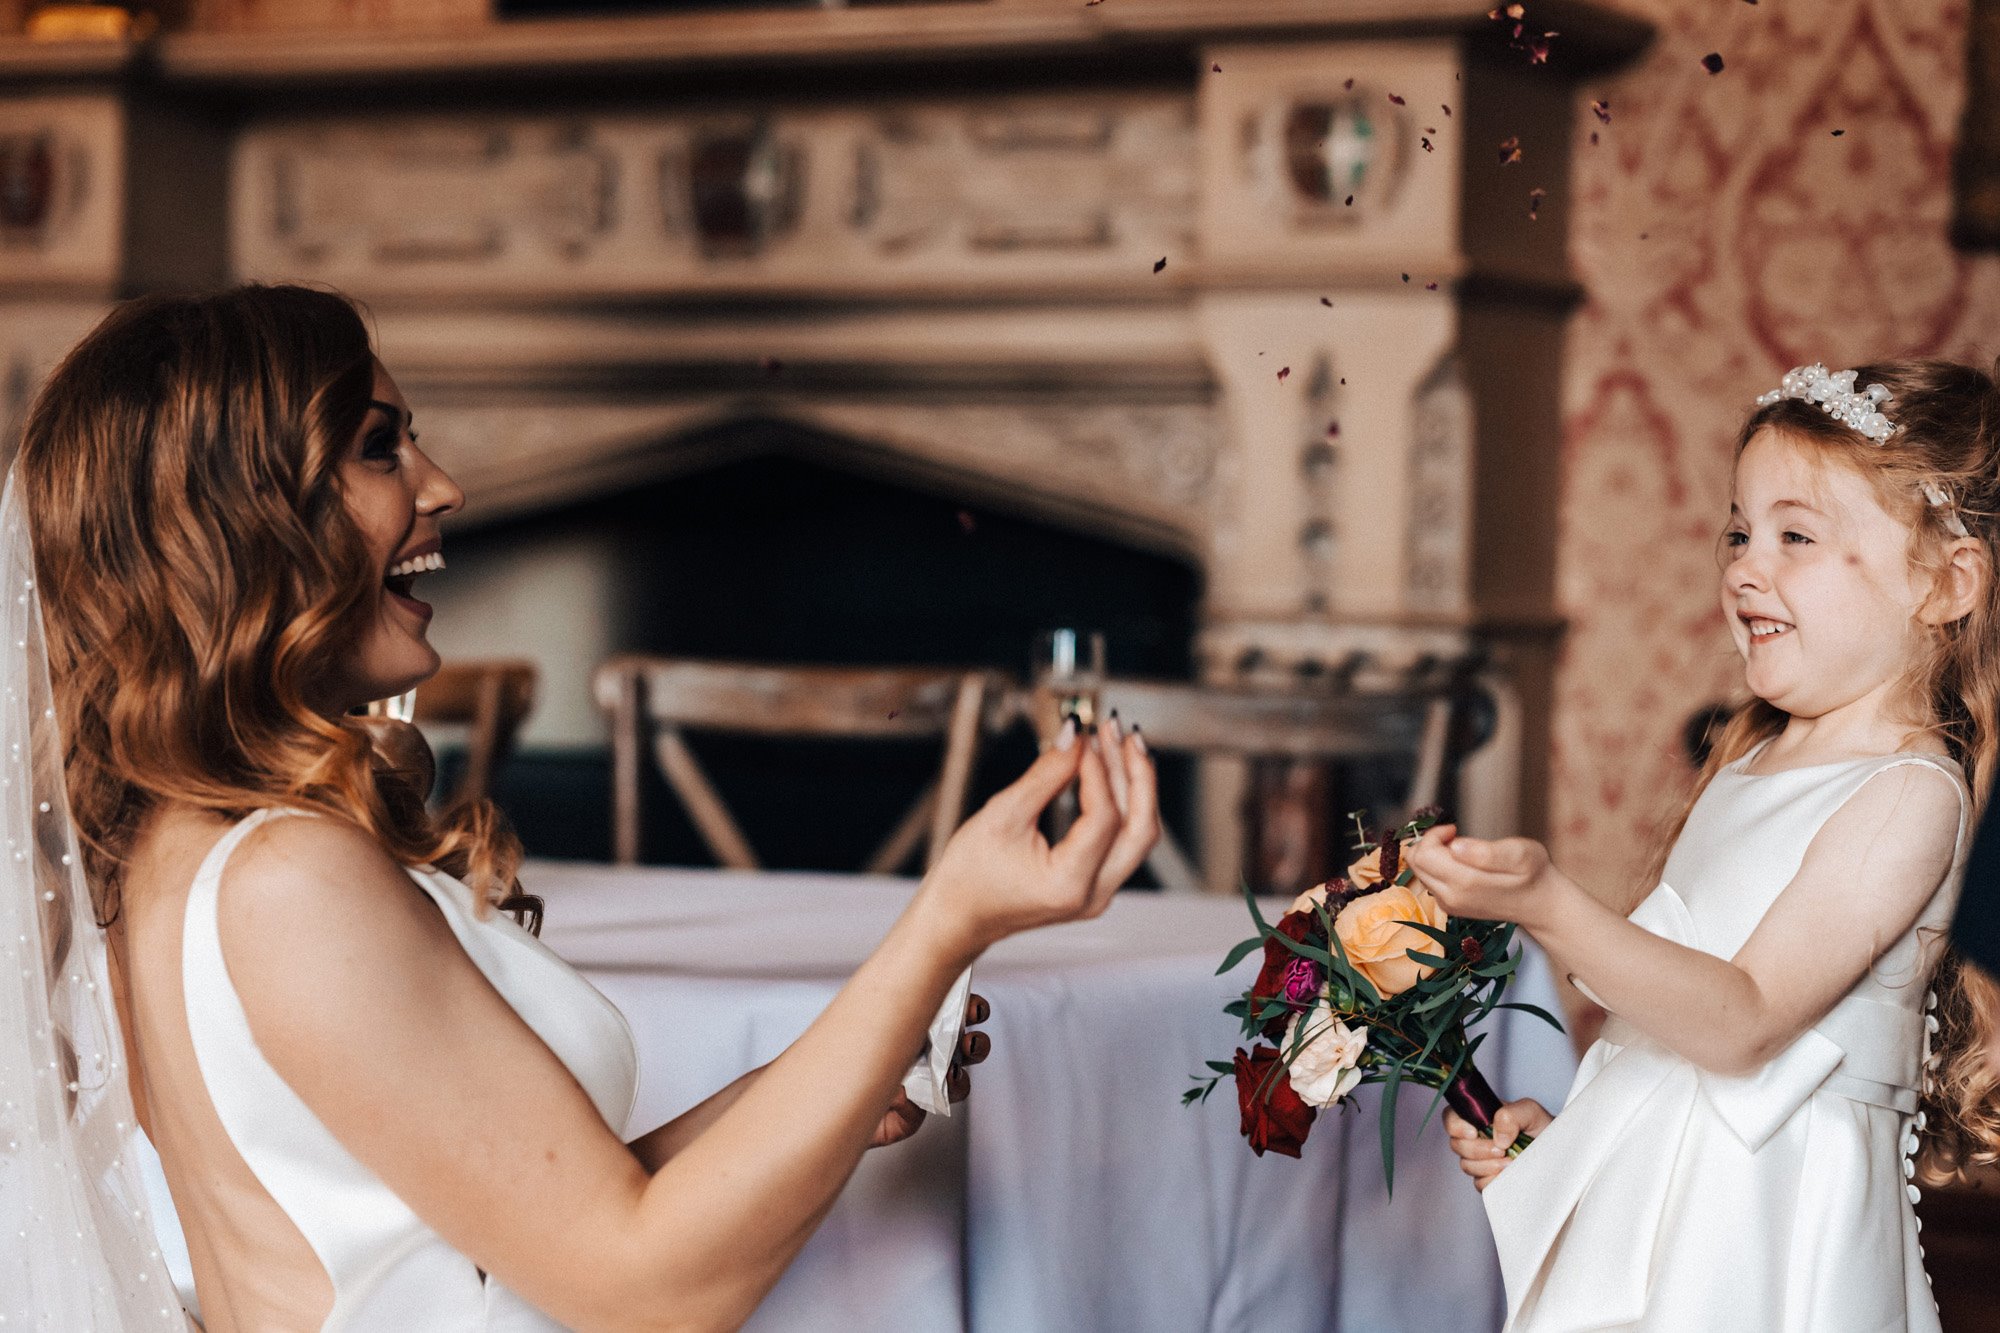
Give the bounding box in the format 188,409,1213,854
17,284,520,925
1660,358,2000,1183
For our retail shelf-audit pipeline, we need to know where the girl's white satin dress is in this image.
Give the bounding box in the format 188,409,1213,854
1484,748,1964,1333
176,807,639,1330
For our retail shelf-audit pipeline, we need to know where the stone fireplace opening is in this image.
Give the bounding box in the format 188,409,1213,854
434,425,1202,866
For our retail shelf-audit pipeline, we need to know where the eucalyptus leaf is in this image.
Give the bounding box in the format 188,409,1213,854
1379,1061,1405,1196
1495,1001,1567,1033
1216,935,1265,976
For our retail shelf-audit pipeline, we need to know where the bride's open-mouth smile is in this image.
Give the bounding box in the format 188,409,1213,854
384,539,443,622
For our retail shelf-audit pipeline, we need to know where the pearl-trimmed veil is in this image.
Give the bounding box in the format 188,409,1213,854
0,461,185,1327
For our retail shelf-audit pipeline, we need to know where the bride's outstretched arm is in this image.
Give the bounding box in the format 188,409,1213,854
1407,763,1959,1076
219,726,1155,1333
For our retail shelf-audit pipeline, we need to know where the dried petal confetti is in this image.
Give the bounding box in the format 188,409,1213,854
1425,281,1439,290
1212,62,1222,73
1320,297,1333,306
1702,52,1725,74
1499,135,1522,164
1388,93,1406,105
1344,78,1355,91
1327,421,1341,437
1591,100,1611,124
1154,256,1167,273
1421,137,1434,153
1278,366,1292,382
1528,186,1546,219
1831,128,1845,136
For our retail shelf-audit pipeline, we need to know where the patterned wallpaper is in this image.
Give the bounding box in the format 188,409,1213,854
1552,0,2000,888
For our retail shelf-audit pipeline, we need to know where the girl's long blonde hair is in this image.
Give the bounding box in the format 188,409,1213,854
1665,358,2000,1182
18,285,520,927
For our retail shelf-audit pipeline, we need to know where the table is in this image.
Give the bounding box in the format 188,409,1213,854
530,863,1578,1333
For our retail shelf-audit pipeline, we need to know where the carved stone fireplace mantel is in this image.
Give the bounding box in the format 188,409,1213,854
0,0,1648,870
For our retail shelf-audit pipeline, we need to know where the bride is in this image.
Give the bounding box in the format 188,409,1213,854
2,284,1158,1330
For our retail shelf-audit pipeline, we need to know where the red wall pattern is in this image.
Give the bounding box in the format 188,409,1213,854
1552,0,2000,888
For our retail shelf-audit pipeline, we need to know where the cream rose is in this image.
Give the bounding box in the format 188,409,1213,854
1284,1004,1368,1108
1333,882,1449,996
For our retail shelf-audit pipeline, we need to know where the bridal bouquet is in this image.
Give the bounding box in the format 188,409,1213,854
1185,808,1560,1190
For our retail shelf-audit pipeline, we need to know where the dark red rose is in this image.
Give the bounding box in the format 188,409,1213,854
1234,1045,1317,1157
1251,909,1322,1035
1460,935,1484,965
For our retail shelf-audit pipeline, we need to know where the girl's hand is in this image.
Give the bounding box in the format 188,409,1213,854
918,719,1159,958
1444,1099,1553,1192
868,994,991,1148
1406,825,1563,928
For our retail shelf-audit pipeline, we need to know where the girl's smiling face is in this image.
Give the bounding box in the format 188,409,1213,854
1720,428,1929,723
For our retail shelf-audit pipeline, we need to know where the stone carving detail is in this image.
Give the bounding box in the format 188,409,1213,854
853,101,1195,258
1295,353,1341,611
1244,89,1409,228
666,119,804,259
236,94,1195,293
0,96,116,293
263,122,615,267
1406,354,1472,614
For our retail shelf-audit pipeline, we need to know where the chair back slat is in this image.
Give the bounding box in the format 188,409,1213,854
412,659,538,809
594,655,1010,869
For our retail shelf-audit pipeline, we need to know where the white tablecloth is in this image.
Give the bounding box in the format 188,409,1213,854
530,863,1578,1333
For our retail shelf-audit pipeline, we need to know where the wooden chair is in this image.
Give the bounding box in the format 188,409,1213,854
410,659,539,809
1027,674,1491,895
593,655,1011,871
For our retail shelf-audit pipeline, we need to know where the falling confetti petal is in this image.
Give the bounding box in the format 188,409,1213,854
1344,78,1355,91
1212,62,1222,73
1421,137,1434,153
1344,195,1354,206
1278,366,1291,382
1528,186,1547,219
1701,52,1725,74
1442,104,1453,116
1388,93,1406,105
1499,135,1522,164
1402,273,1411,282
1591,99,1611,124
1590,131,1600,145
1320,296,1333,306
1154,256,1167,273
1831,128,1846,136
1327,421,1341,437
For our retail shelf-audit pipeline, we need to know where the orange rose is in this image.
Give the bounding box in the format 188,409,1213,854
1333,883,1449,996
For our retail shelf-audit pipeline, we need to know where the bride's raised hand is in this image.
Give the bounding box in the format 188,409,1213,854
918,718,1159,957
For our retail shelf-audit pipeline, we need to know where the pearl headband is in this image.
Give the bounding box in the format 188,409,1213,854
1756,362,1969,537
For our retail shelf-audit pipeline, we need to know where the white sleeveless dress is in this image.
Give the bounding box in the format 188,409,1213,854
173,808,639,1330
1484,749,1964,1333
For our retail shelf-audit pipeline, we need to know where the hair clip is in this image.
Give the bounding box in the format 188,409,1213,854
1920,480,1970,537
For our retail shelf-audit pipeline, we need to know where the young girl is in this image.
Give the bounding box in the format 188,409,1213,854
1410,359,2000,1332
